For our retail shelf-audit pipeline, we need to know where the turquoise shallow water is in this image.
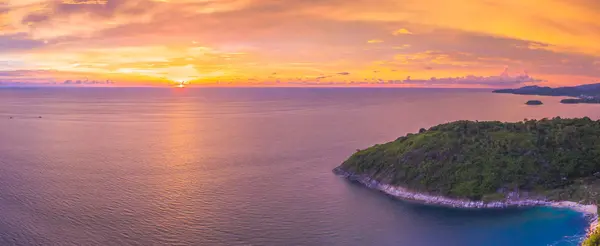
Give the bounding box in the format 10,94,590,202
339,179,590,246
0,87,594,245
386,200,589,246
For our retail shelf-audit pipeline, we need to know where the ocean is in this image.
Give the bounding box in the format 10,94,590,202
0,87,596,246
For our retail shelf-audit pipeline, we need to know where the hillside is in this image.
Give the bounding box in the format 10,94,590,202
493,83,600,97
335,118,600,203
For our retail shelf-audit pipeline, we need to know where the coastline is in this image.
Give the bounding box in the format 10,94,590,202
334,167,599,244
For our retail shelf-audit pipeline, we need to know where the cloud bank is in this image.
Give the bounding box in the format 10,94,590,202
0,0,599,86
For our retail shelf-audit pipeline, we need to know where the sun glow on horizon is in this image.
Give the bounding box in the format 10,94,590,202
1,0,600,87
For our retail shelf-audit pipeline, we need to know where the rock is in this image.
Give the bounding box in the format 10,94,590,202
336,170,596,215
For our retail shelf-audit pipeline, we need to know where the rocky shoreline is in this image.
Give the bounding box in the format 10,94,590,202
333,167,599,244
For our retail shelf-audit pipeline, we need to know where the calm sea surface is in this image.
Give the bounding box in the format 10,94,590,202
0,87,597,246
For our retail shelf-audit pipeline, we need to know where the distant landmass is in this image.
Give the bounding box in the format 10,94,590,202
334,118,600,245
560,98,600,104
493,83,600,104
493,83,600,97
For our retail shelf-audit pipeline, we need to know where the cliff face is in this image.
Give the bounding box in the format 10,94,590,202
583,222,600,246
334,167,597,213
335,167,551,208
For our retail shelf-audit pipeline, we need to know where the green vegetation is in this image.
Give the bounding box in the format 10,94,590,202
338,117,600,203
583,230,600,246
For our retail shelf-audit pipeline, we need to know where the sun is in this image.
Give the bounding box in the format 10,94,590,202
174,81,188,88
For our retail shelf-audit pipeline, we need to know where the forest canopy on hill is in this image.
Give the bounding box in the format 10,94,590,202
338,117,600,202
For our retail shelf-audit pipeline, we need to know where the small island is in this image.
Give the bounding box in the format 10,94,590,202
525,100,543,105
561,98,600,104
334,118,600,245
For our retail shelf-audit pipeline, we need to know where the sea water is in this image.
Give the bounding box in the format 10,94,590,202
0,87,594,246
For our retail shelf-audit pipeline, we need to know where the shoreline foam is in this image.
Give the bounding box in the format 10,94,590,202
334,168,598,244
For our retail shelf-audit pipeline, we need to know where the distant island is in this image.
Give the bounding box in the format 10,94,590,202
525,100,543,105
561,98,600,104
493,83,600,104
334,118,600,245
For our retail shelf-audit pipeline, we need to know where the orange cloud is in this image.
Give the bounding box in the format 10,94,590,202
61,0,108,4
0,0,599,87
367,39,384,44
393,28,413,35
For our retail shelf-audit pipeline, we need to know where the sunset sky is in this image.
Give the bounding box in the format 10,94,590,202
1,0,600,87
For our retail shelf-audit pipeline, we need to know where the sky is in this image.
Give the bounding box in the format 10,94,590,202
1,0,600,87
